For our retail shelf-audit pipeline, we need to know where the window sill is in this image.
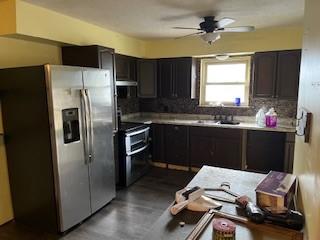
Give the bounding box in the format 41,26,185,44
199,104,252,109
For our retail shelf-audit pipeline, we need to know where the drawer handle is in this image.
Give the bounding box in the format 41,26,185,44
174,126,179,131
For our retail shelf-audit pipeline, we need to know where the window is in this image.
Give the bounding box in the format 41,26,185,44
200,56,251,106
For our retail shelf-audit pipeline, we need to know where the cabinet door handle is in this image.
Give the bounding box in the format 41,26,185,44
174,126,179,131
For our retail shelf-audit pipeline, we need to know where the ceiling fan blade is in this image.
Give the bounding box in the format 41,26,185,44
216,17,235,28
175,31,204,39
173,27,202,30
215,26,255,33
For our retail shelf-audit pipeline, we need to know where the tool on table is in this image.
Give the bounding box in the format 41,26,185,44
170,186,204,215
185,209,241,240
185,208,216,240
206,182,304,230
212,218,236,240
211,209,248,224
205,182,265,224
264,209,304,231
187,195,222,212
170,186,222,215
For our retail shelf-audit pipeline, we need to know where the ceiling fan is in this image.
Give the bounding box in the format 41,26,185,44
173,16,255,44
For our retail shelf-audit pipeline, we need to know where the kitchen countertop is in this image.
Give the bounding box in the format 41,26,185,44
122,113,296,133
143,166,303,240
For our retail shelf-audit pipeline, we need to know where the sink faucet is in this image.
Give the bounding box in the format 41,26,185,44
213,106,235,122
213,103,225,121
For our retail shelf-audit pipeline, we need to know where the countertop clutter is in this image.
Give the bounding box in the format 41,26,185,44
122,112,296,133
144,166,303,240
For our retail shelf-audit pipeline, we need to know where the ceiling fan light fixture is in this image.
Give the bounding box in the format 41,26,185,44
200,32,221,44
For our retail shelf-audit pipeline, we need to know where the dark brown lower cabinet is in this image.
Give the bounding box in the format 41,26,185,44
246,130,285,173
152,124,290,173
214,138,242,169
151,124,165,163
284,133,295,173
189,134,214,167
164,125,189,165
189,127,242,169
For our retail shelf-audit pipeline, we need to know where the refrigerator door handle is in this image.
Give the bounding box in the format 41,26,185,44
80,89,91,164
85,89,94,162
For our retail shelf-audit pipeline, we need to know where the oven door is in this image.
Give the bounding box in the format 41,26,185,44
125,127,150,154
125,144,150,186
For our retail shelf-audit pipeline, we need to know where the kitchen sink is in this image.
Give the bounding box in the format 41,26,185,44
195,120,219,124
217,120,240,125
194,119,240,125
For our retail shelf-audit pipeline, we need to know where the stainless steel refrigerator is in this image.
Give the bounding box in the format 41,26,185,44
0,65,116,232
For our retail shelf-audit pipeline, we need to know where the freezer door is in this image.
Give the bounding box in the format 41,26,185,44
45,65,91,232
83,69,116,212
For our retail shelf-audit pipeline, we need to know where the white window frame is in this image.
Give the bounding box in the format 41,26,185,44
200,56,252,107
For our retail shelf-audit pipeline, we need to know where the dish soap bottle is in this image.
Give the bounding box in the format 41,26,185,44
265,108,277,128
255,108,266,127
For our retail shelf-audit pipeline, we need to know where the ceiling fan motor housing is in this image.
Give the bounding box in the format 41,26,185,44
200,16,218,33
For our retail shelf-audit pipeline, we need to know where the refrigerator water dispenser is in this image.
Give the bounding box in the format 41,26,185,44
62,108,80,144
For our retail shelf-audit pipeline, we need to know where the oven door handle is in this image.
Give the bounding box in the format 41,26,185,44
127,144,149,156
125,127,150,137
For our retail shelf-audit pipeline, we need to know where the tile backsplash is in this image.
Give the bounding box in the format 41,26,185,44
117,97,139,114
118,91,298,118
139,97,297,118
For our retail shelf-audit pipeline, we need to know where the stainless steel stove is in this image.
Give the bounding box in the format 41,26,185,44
118,122,151,187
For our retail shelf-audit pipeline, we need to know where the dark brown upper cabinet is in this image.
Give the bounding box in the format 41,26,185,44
62,45,115,74
276,50,301,99
158,57,196,98
253,51,278,98
137,59,157,98
158,59,174,98
253,50,301,100
115,54,137,81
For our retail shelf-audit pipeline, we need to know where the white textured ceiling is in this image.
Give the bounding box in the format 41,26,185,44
23,0,304,39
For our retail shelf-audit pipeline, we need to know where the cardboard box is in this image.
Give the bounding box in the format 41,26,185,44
255,171,297,209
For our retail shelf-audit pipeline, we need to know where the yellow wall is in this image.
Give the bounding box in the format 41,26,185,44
145,26,303,58
293,0,320,239
0,36,61,68
0,0,16,35
0,36,61,225
14,0,146,58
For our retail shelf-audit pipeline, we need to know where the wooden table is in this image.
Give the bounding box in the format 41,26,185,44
143,166,303,240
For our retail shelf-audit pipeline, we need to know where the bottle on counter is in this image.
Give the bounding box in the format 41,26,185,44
265,108,278,128
255,107,266,127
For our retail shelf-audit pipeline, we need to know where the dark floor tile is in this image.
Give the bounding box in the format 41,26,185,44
0,167,194,240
